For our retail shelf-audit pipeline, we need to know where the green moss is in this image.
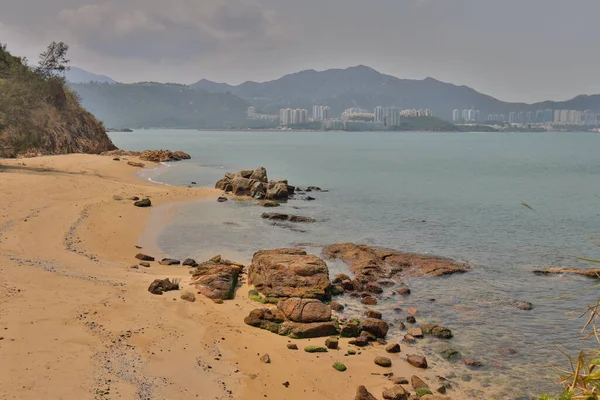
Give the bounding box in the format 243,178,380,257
347,349,356,355
304,346,328,353
331,286,344,296
248,290,267,304
332,362,347,372
416,388,433,397
350,318,361,324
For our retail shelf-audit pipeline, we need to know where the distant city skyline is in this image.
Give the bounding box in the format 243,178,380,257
452,108,600,126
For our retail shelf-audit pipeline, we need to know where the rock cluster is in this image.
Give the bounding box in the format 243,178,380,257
261,213,316,223
215,167,295,200
189,257,244,300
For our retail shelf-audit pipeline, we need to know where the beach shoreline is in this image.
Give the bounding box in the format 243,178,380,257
0,154,482,400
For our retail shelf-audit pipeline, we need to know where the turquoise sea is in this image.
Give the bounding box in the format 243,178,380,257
109,129,600,398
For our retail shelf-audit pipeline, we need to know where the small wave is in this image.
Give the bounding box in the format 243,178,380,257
147,176,172,186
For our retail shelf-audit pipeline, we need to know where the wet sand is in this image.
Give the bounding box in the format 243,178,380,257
0,154,469,400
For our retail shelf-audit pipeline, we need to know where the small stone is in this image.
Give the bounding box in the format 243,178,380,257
375,356,392,368
406,316,416,324
260,201,279,207
287,344,298,350
366,282,383,294
440,348,462,361
331,285,345,296
159,258,181,266
129,265,139,269
382,385,409,400
349,337,370,347
397,288,411,296
386,343,401,353
411,375,429,390
407,354,428,369
112,157,120,161
304,346,328,353
217,197,228,203
260,354,271,364
282,381,290,388
133,198,152,207
135,253,155,261
464,359,484,368
182,258,198,267
397,322,406,330
407,328,423,338
407,308,418,315
139,262,150,268
347,349,357,355
331,301,344,312
180,292,196,302
355,386,377,400
437,385,447,394
113,195,124,201
128,196,140,201
325,337,339,350
360,331,377,342
361,297,377,305
210,255,222,263
403,334,416,344
332,362,347,372
366,310,382,319
390,377,409,385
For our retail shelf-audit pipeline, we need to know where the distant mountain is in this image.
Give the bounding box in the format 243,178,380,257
70,82,250,129
191,66,599,120
65,67,116,84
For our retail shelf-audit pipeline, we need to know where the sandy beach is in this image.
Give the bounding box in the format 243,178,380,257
0,154,466,400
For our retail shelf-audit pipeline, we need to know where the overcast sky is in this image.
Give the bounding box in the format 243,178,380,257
1,0,598,103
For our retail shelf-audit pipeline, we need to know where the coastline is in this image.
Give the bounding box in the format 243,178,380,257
0,154,479,400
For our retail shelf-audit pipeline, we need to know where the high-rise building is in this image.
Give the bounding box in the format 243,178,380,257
374,106,385,123
280,108,308,125
247,106,256,118
386,107,399,126
508,112,516,123
452,109,460,122
312,105,330,121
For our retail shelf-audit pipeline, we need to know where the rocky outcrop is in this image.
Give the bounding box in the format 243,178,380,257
323,243,469,282
189,258,244,300
534,268,600,279
215,168,298,200
248,249,331,300
243,307,338,338
139,149,191,162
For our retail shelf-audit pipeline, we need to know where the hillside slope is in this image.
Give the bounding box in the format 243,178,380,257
70,82,250,129
0,45,116,157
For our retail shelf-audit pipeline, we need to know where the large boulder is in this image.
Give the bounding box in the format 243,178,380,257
277,298,332,323
250,167,268,183
251,181,266,199
244,308,286,333
190,261,243,300
265,180,289,200
249,249,331,300
278,321,339,339
323,243,469,282
360,318,389,338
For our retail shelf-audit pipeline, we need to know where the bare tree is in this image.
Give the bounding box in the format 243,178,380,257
35,41,70,77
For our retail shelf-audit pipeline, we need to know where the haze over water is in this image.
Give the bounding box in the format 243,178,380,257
110,129,600,398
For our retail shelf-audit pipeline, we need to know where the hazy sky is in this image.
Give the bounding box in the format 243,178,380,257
1,0,598,103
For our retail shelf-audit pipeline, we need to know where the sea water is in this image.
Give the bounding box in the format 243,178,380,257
109,129,600,398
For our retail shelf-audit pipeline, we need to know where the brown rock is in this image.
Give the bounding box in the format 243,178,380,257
411,376,429,390
148,278,179,295
277,298,332,323
260,354,271,364
244,308,286,333
407,328,423,338
333,274,351,284
420,324,453,339
403,334,416,344
248,249,331,301
407,308,418,315
533,268,600,279
406,316,416,324
407,354,428,369
360,318,389,338
366,310,382,319
382,385,410,400
260,201,280,208
278,321,339,339
366,282,384,294
136,253,155,261
375,356,392,367
180,292,196,302
390,377,409,385
349,337,370,347
127,161,145,168
139,261,150,268
361,296,378,305
464,359,484,368
190,263,243,300
330,301,345,312
325,337,339,349
340,321,361,338
287,344,298,350
231,177,252,196
250,167,268,183
159,258,181,266
355,386,378,400
265,180,289,200
397,288,411,296
386,343,401,353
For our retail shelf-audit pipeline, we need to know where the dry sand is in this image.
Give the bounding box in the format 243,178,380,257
0,154,466,400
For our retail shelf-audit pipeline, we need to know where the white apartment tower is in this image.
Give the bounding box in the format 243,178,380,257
374,106,385,123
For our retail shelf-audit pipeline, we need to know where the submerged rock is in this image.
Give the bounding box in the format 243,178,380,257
421,324,453,339
534,268,600,279
323,243,469,282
